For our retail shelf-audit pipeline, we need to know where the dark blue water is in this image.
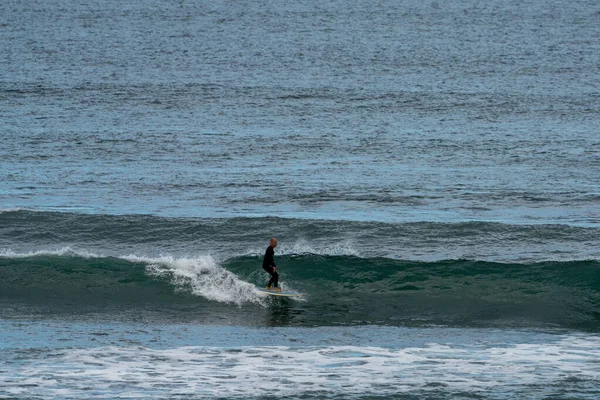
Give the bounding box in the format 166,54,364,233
2,0,599,224
1,0,599,398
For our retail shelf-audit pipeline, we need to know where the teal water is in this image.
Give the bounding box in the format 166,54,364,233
2,0,600,398
2,249,599,330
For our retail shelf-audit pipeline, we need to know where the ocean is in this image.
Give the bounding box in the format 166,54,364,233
1,0,600,398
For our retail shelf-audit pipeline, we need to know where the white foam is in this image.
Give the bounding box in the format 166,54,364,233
0,248,273,305
123,254,265,305
0,207,26,213
3,334,599,398
0,246,102,259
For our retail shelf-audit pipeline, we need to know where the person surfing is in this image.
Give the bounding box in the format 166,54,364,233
262,238,281,292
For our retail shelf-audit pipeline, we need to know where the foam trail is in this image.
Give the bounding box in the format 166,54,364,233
123,254,264,305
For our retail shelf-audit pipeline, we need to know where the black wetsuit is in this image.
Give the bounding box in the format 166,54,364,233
262,245,278,287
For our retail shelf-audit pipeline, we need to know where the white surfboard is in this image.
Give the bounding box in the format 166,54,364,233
257,288,305,297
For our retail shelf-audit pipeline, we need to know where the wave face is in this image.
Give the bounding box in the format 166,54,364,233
2,210,599,330
1,250,598,331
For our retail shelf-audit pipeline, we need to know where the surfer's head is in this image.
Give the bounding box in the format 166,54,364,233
270,238,278,248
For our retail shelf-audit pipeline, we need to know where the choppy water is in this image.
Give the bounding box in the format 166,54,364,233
1,0,600,398
2,322,600,399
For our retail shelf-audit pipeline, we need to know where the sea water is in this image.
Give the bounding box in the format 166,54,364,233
1,0,599,398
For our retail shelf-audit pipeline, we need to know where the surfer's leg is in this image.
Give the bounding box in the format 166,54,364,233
264,266,276,289
272,270,279,288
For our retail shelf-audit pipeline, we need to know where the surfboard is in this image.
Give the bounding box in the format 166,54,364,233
258,288,305,297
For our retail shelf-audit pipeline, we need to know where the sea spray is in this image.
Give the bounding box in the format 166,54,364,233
125,254,265,305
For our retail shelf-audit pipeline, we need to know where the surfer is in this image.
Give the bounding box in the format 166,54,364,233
263,238,281,292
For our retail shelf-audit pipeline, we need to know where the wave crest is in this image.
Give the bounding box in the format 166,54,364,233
125,254,264,305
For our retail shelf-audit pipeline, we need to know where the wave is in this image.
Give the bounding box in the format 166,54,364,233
0,249,264,307
124,254,262,305
2,210,600,263
1,250,598,330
